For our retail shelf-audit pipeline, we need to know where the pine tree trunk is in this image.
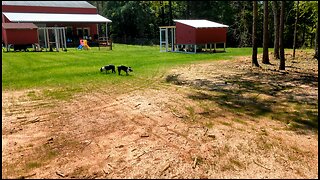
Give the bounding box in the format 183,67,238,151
279,1,285,70
187,1,192,19
272,1,280,59
252,1,260,67
293,1,299,59
169,0,173,26
262,0,270,64
160,1,165,25
315,14,318,60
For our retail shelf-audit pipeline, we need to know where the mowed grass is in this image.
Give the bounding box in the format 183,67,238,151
2,44,256,92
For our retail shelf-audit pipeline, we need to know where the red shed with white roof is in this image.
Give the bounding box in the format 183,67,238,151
2,23,38,45
174,20,228,45
159,19,229,53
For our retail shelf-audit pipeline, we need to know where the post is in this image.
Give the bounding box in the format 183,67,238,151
106,22,108,41
54,28,59,52
194,45,197,53
173,28,176,51
159,28,162,52
214,43,216,52
60,28,63,50
210,44,212,52
63,27,67,50
224,42,226,52
171,28,174,51
46,28,50,51
36,28,39,51
97,24,99,37
165,28,168,52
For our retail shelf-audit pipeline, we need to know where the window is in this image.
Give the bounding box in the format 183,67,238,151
76,28,83,38
66,26,73,43
76,27,90,39
83,28,90,37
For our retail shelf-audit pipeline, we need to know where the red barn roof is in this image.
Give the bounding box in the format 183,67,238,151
2,23,38,29
3,12,111,23
2,1,95,9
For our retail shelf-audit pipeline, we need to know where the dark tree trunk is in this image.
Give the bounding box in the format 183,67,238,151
279,1,285,70
160,1,165,25
272,1,280,59
186,1,191,19
302,25,306,47
169,0,173,26
293,1,299,59
262,0,270,64
252,1,260,67
315,14,318,60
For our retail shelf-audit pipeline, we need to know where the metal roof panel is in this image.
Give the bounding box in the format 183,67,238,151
2,1,96,8
173,19,229,28
3,12,112,23
2,23,38,29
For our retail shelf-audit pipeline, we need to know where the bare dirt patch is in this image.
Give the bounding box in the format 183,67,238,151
2,50,318,179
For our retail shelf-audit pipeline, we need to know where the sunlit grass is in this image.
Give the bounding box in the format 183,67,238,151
2,44,258,91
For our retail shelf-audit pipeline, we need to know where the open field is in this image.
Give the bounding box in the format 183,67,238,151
2,45,318,178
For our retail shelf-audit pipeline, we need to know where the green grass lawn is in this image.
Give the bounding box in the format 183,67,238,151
2,44,257,92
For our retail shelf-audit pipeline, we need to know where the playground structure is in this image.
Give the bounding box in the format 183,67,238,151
77,39,91,50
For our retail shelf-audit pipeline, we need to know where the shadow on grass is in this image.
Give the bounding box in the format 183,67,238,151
166,69,318,132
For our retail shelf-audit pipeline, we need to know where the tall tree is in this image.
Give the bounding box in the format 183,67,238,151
315,13,318,60
160,1,165,25
252,1,260,67
168,0,173,25
272,1,280,59
293,1,299,59
279,1,285,70
262,0,270,64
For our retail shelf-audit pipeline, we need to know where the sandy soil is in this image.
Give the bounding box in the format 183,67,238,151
2,50,318,179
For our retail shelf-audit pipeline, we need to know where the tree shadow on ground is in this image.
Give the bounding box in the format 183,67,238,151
166,68,318,132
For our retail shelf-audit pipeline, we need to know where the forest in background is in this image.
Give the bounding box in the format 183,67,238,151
88,1,318,49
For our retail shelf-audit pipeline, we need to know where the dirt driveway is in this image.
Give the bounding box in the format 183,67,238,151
2,51,318,179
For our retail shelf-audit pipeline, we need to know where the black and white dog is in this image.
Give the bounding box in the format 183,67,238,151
117,65,133,75
100,64,116,74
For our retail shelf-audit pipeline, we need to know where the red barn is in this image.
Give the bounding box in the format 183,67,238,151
2,1,111,49
160,19,229,53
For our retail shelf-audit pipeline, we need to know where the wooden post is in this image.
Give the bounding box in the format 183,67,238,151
214,43,216,52
210,44,212,52
194,45,197,53
224,42,226,52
